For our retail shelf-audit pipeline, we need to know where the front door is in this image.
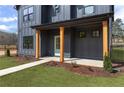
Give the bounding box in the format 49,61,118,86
54,35,60,56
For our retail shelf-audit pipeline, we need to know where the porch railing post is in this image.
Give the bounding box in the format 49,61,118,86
35,29,40,59
102,20,108,58
60,27,64,63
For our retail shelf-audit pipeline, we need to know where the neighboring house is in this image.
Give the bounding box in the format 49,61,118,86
16,5,114,62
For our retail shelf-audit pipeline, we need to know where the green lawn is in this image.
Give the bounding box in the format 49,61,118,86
0,64,124,87
111,48,124,61
0,56,30,70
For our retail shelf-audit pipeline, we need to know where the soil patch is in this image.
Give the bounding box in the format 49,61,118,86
14,56,37,63
43,61,122,77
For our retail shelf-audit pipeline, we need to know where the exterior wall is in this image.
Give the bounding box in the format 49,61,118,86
17,5,113,58
40,29,71,58
41,5,113,23
51,5,71,23
41,5,71,23
72,5,113,19
18,5,41,56
73,26,103,59
40,26,103,59
108,17,113,55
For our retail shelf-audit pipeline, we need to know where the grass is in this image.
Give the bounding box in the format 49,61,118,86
0,56,30,70
111,47,124,61
1,51,124,86
1,65,124,87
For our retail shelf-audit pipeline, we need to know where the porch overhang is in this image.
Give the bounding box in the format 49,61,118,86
33,13,113,62
31,13,113,30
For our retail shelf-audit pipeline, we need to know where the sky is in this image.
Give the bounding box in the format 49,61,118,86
114,5,124,22
0,5,17,33
0,5,123,33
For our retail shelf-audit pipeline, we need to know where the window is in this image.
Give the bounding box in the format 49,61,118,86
54,5,60,13
24,9,28,15
29,7,33,14
23,36,33,49
23,15,28,22
92,30,100,38
80,31,86,38
29,13,33,21
84,5,94,14
23,6,34,22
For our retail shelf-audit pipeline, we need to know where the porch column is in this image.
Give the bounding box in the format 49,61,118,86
35,29,40,59
60,27,64,63
102,21,108,58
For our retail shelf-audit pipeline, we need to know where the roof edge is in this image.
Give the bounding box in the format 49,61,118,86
14,5,20,10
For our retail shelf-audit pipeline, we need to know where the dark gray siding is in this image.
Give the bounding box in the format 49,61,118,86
109,17,113,55
73,26,103,59
51,6,71,23
71,5,113,19
40,26,103,59
42,5,71,23
40,29,71,57
18,5,42,56
42,5,113,23
17,5,113,58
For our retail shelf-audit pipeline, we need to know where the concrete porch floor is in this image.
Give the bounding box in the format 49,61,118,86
40,57,103,67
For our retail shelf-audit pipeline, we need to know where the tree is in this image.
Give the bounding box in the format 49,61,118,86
112,18,124,37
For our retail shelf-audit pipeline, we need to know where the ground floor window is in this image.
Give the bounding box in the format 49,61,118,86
80,31,86,38
92,30,100,38
23,36,33,49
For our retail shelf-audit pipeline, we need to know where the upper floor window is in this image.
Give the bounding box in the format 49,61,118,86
23,6,34,22
29,7,33,14
84,5,94,15
54,5,60,13
24,9,28,15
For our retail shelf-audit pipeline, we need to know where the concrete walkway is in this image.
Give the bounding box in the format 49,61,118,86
0,57,103,77
0,58,51,77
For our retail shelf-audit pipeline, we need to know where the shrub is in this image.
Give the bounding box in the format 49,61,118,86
103,54,113,72
5,49,10,57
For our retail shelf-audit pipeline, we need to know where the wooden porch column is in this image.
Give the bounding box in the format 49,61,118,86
35,29,40,59
60,27,64,63
102,21,108,58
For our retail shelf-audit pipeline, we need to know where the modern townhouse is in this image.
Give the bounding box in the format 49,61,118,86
16,5,114,63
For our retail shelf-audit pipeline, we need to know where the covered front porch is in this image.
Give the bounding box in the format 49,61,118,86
31,13,112,65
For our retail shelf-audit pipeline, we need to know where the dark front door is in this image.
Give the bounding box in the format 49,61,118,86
74,28,102,60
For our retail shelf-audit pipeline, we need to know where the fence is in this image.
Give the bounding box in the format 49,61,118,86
0,45,17,50
0,45,17,56
111,37,124,62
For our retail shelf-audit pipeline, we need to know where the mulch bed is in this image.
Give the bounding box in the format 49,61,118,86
42,61,123,77
14,56,37,63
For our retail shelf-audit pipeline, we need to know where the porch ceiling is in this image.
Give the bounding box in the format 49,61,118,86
31,13,113,30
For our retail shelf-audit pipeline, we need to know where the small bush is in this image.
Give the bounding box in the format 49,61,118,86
103,54,113,72
5,49,10,57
